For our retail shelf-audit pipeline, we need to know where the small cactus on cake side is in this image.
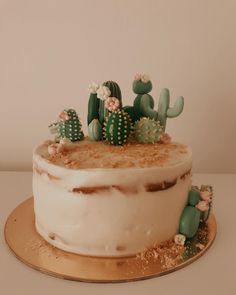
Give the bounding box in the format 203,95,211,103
134,117,163,143
104,110,131,145
132,74,184,131
176,185,214,242
49,109,84,142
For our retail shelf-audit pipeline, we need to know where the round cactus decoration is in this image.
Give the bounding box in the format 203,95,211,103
105,110,131,145
49,109,84,142
134,117,163,143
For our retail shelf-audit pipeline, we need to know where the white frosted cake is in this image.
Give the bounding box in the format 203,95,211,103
33,74,213,258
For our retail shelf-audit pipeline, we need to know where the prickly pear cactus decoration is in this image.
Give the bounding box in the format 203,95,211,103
49,109,84,142
134,117,163,143
105,110,131,145
98,81,122,126
132,74,184,131
88,119,102,141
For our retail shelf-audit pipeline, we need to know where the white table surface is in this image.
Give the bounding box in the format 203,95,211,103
1,172,235,295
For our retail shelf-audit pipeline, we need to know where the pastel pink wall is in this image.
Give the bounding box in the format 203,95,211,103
0,0,235,172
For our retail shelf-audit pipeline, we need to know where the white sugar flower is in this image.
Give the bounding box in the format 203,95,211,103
174,234,186,246
196,200,209,212
141,74,150,83
200,191,212,202
88,82,99,94
105,97,120,112
96,85,111,100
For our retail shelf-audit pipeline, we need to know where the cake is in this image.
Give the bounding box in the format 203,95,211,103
33,74,213,257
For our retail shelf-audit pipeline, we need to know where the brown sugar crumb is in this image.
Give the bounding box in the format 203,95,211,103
136,239,185,270
39,138,191,169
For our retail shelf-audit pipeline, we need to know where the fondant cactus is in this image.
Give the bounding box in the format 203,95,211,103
134,117,163,143
133,78,153,121
179,206,201,238
178,185,213,239
123,105,136,124
87,83,100,125
199,185,213,222
99,81,122,126
88,119,102,141
132,76,184,131
49,109,84,142
104,110,131,145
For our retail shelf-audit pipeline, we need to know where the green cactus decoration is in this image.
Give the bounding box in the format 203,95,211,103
179,206,201,238
134,117,163,143
133,79,153,122
200,185,213,222
87,92,100,126
99,81,122,126
88,119,102,141
178,184,213,239
49,109,84,142
132,78,184,131
122,105,136,124
105,110,131,145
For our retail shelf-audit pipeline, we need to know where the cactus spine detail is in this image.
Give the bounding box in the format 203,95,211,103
134,117,163,143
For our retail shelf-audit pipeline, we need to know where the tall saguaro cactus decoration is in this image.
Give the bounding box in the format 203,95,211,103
132,75,184,131
87,83,100,126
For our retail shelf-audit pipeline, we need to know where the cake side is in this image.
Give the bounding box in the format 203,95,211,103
33,141,192,257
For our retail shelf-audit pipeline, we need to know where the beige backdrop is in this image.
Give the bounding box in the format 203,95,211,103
0,0,236,173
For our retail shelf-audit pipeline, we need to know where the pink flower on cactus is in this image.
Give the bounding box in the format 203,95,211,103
196,200,209,212
200,191,212,202
159,133,172,144
105,97,120,112
48,143,65,156
134,73,150,83
59,111,69,121
134,73,142,81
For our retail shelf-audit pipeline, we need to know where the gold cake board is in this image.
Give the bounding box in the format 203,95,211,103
4,198,217,283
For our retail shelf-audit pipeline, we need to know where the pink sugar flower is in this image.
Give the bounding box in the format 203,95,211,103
196,200,209,212
59,111,69,121
134,73,142,81
159,133,172,144
105,97,120,112
200,191,212,202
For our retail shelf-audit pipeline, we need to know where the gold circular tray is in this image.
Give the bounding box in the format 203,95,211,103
4,198,217,283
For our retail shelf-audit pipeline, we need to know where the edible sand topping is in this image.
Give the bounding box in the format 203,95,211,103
37,138,190,169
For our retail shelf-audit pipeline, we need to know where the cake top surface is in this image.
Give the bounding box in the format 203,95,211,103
35,138,191,170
